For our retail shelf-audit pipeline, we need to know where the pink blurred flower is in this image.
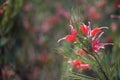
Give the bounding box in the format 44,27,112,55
41,15,61,33
96,0,106,8
75,0,83,4
114,0,120,8
22,2,33,12
2,64,15,79
0,9,4,15
88,6,101,20
0,1,9,15
111,22,118,32
58,10,70,19
55,2,70,19
89,11,101,20
22,18,35,32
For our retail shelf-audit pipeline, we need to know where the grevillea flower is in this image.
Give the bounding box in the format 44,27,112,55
79,25,89,35
79,23,108,37
68,60,91,69
65,35,76,42
71,27,77,37
80,64,91,69
92,32,112,52
57,25,77,43
91,28,102,36
92,38,104,52
79,22,110,52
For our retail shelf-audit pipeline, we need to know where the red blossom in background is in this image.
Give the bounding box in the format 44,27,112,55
0,1,9,15
114,0,120,8
55,2,70,19
68,60,91,69
88,6,101,20
89,11,101,20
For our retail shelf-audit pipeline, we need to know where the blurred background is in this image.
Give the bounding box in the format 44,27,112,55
0,0,120,80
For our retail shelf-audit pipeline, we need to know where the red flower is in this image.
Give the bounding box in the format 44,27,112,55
68,60,91,69
66,35,76,42
80,64,91,69
71,28,77,37
73,60,82,68
79,25,89,35
79,22,109,52
92,38,104,52
92,31,113,52
57,25,77,43
79,23,108,37
91,28,102,36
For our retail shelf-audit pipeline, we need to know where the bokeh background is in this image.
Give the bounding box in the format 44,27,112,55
0,0,120,80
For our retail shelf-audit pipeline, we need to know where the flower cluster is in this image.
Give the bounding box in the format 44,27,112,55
57,22,111,71
68,60,91,69
58,22,109,52
79,23,109,52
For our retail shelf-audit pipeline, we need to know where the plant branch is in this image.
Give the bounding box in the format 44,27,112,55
82,49,109,80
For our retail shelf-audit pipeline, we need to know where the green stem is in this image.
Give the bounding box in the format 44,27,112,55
82,49,109,80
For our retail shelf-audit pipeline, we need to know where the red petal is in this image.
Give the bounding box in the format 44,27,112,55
92,38,105,52
65,35,76,42
93,38,99,45
71,28,77,37
79,25,89,35
73,60,82,68
80,64,91,69
91,28,102,36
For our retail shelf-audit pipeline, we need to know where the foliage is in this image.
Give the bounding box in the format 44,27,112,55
57,0,120,80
